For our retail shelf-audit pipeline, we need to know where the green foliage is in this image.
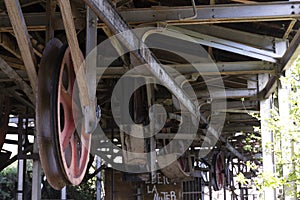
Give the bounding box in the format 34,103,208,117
66,175,97,200
0,160,97,199
0,166,17,200
248,58,300,198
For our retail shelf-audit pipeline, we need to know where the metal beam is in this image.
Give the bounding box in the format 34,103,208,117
183,25,287,56
226,113,258,122
202,100,258,110
160,26,281,62
223,125,254,133
196,88,257,99
280,28,300,72
97,61,275,77
4,0,38,95
118,2,300,24
263,28,300,98
83,0,246,161
0,61,275,80
1,2,300,31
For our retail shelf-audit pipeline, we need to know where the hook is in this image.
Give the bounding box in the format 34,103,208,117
179,0,197,21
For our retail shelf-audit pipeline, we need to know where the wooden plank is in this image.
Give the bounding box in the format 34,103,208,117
0,57,35,104
57,0,90,106
0,55,24,70
4,0,37,94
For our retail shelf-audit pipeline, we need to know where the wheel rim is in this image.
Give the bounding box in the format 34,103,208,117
37,39,90,189
212,151,225,191
56,47,90,184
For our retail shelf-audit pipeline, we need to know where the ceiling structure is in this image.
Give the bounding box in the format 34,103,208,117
0,0,299,196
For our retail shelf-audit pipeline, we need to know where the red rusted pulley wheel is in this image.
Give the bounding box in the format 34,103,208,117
212,151,225,191
37,38,90,189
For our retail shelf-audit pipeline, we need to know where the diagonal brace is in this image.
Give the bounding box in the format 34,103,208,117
82,0,246,161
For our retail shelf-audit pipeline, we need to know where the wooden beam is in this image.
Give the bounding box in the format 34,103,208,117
0,86,34,109
0,33,21,59
46,0,56,42
4,0,37,95
57,0,90,106
0,55,24,70
0,57,35,104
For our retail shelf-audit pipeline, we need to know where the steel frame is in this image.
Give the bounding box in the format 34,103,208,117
1,2,300,31
118,2,300,24
82,0,246,161
164,26,287,62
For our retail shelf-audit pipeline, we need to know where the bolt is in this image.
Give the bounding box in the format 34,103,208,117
90,19,97,28
96,105,101,119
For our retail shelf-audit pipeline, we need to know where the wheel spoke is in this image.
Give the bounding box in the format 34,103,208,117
60,88,72,115
68,65,75,94
61,123,75,150
70,135,79,175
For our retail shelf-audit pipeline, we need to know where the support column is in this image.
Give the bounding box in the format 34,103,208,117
259,74,276,199
31,132,41,200
96,156,102,200
61,187,67,199
278,79,296,200
17,116,25,200
17,159,25,200
85,5,98,133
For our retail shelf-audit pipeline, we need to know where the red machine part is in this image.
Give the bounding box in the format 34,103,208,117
37,38,90,189
212,151,225,191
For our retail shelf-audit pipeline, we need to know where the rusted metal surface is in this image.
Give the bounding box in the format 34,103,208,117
157,154,192,182
211,151,225,191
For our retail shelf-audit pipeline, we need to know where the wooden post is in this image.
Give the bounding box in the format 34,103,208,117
31,131,41,200
46,0,56,42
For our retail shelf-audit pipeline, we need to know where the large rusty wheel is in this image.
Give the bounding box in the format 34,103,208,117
37,38,90,189
212,151,225,191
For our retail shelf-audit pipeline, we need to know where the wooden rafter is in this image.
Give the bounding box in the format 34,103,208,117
4,0,37,95
0,33,21,59
0,57,35,104
57,0,90,106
